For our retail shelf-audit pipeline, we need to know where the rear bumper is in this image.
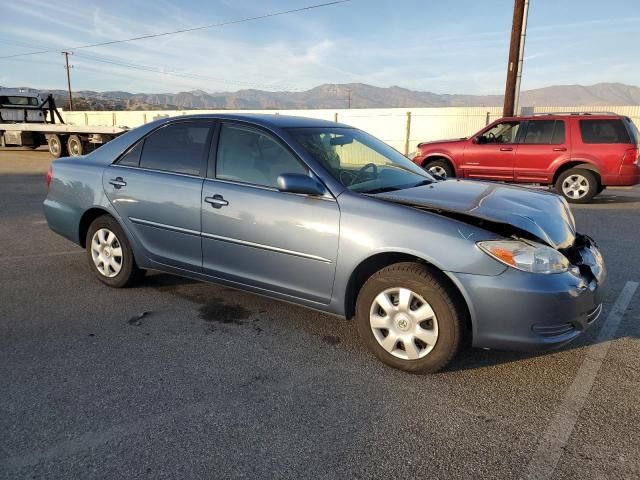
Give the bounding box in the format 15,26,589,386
449,246,607,351
602,165,640,186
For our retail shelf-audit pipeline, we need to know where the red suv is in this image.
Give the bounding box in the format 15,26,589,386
413,113,640,203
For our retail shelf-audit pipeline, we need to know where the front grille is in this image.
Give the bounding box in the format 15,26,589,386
532,322,576,338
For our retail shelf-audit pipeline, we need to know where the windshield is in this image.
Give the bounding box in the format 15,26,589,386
288,127,434,193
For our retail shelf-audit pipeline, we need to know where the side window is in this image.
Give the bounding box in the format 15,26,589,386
117,141,142,167
139,122,211,175
579,119,632,144
216,123,307,188
478,121,521,144
523,120,565,144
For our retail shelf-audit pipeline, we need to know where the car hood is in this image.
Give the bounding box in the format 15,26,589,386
373,180,576,249
418,138,467,147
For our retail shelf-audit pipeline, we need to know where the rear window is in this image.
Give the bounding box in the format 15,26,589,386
624,118,639,146
522,120,565,144
579,119,632,144
0,96,39,106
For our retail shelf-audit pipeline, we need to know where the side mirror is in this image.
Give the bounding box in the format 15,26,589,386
277,173,325,196
473,136,485,144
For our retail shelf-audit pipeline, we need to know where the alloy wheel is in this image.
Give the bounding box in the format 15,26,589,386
369,287,439,360
561,174,589,200
428,165,448,178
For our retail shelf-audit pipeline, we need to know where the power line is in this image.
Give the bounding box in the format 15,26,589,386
0,1,351,60
0,37,301,91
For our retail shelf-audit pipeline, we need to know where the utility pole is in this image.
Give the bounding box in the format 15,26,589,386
503,0,529,117
346,88,352,109
62,51,74,111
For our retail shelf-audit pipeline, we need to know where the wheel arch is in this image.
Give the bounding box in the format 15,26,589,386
552,160,601,185
343,252,472,338
78,207,116,248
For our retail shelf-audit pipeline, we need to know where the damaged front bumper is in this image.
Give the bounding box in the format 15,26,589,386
449,235,607,351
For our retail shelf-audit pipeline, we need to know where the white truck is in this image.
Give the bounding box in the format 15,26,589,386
0,88,128,157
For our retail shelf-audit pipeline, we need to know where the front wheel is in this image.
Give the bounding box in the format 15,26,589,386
355,262,464,373
424,159,454,179
86,215,143,288
556,168,598,203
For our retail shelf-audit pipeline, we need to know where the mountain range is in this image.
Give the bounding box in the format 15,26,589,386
5,82,640,110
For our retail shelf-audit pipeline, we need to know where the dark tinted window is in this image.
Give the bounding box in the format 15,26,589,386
551,121,566,144
118,141,142,167
216,124,306,188
139,122,210,175
579,119,632,144
522,120,565,144
479,121,521,144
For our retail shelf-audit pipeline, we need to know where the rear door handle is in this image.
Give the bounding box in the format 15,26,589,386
499,147,513,151
553,147,567,151
205,194,229,209
109,177,127,188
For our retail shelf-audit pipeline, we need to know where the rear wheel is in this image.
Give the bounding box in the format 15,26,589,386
47,135,66,158
67,135,84,156
556,168,598,203
86,215,143,288
355,262,464,373
424,159,454,179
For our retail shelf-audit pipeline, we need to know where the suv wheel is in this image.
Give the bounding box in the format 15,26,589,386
355,262,464,373
424,159,454,179
556,168,598,203
86,215,143,288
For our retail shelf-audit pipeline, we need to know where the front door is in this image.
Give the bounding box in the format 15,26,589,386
201,122,340,304
462,120,521,181
103,120,213,270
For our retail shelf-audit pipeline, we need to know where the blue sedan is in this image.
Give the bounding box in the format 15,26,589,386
44,114,606,373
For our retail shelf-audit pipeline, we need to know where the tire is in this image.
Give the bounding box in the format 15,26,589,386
85,215,143,288
555,168,598,204
355,262,464,373
424,159,454,179
47,135,66,158
67,135,84,156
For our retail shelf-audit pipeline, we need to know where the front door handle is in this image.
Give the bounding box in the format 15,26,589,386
499,147,513,151
109,177,127,188
553,147,567,151
205,194,229,209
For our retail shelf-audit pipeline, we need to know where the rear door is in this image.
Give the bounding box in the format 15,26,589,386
514,119,568,183
461,120,521,180
200,122,340,304
103,120,213,270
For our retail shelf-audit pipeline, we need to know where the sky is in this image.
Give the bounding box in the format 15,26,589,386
1,0,638,95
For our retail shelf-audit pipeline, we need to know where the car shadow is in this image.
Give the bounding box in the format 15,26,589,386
587,195,640,205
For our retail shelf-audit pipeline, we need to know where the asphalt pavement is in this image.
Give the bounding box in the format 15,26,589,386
1,149,639,479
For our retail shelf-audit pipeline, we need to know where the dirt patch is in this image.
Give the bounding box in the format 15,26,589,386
199,298,251,324
321,335,341,346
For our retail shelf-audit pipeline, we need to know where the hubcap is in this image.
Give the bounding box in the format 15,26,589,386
50,141,60,155
90,228,123,278
69,140,80,155
428,165,447,178
369,287,439,360
562,174,589,199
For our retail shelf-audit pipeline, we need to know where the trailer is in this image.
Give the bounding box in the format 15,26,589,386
0,89,128,158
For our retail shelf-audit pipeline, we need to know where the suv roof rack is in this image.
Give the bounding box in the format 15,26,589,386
529,111,619,116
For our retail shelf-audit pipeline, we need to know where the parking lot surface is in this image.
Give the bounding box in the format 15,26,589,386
1,149,639,479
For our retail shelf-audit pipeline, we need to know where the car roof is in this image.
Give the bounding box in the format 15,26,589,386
160,112,352,129
505,113,627,121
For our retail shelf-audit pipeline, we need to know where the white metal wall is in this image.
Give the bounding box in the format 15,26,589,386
61,105,640,153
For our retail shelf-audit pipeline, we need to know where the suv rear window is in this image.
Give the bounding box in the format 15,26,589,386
579,119,632,144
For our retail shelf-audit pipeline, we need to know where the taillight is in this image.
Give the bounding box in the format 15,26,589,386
46,165,53,188
622,147,639,165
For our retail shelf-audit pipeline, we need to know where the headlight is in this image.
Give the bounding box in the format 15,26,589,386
477,240,569,274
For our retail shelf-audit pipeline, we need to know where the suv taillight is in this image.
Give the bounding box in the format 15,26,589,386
46,165,53,188
622,147,639,165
